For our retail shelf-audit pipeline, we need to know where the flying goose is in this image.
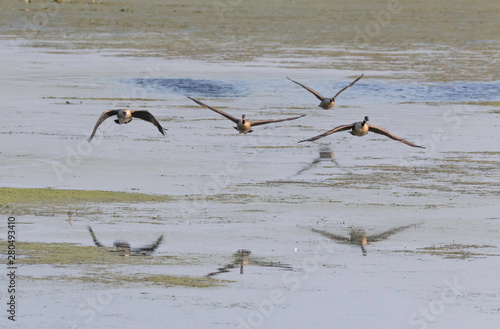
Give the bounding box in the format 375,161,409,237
187,96,306,134
87,109,166,142
287,74,363,110
299,116,425,148
307,224,415,256
88,225,163,256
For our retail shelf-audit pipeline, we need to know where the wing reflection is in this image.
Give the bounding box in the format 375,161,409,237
207,249,293,277
307,224,417,256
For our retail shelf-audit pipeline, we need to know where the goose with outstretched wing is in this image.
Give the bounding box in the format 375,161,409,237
287,74,363,109
187,96,306,133
299,116,425,148
87,109,166,142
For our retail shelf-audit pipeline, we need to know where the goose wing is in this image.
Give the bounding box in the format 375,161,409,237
132,235,164,256
368,125,425,148
310,228,351,243
367,224,414,242
251,114,306,127
287,77,325,101
87,225,105,247
298,123,353,143
187,96,239,123
87,110,118,142
131,110,166,136
252,259,293,270
332,74,364,100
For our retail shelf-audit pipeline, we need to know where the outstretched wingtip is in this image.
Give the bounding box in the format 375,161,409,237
158,125,167,136
354,73,364,82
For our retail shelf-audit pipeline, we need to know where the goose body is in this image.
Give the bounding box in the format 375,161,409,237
115,109,133,124
187,96,306,133
236,115,253,133
350,119,370,136
288,74,363,110
299,116,425,148
87,109,166,142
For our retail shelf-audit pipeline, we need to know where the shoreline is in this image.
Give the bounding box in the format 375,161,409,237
1,0,499,81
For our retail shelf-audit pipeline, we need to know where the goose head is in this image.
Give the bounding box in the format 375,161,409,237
241,114,246,124
362,116,369,126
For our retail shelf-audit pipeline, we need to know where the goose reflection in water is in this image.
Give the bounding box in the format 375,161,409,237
88,226,163,257
292,144,342,177
206,249,293,277
307,224,417,256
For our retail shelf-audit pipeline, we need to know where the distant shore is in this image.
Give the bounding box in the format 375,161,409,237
1,0,499,81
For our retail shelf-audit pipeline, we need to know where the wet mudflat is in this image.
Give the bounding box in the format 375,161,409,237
0,0,499,328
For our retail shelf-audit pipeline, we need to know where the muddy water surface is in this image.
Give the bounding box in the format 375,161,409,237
0,0,499,327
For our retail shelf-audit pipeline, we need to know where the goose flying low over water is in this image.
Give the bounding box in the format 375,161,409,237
287,74,364,109
299,116,425,148
88,225,163,257
87,109,166,142
187,96,306,133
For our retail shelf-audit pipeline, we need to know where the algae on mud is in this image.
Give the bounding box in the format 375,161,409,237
0,187,174,204
0,240,227,287
396,244,498,260
22,274,226,288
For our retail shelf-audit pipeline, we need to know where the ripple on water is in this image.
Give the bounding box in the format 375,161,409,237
359,80,500,103
126,78,250,98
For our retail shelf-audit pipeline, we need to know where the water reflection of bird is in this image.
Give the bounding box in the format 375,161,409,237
299,116,425,148
307,224,415,256
287,74,363,110
87,109,166,142
206,249,293,277
291,144,340,177
87,226,163,257
187,96,306,134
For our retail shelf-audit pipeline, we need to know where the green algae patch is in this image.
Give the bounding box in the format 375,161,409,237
396,244,497,260
0,240,166,265
126,275,223,288
0,241,228,288
0,187,173,205
22,274,227,288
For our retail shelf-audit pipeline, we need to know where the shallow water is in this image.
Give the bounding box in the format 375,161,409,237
129,77,500,103
0,37,499,329
128,78,251,98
